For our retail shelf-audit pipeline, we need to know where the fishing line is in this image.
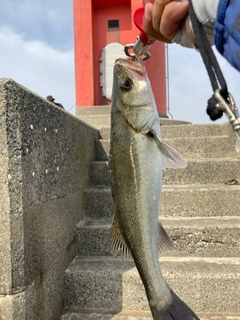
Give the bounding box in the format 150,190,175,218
188,0,228,121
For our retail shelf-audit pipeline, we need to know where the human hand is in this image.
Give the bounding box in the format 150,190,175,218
143,0,191,43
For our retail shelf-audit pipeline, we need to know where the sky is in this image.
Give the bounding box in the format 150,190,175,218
0,0,239,124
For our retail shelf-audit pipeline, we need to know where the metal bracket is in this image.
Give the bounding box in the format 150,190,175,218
215,89,240,154
124,37,151,61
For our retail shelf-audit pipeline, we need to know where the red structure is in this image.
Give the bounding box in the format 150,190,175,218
74,0,167,115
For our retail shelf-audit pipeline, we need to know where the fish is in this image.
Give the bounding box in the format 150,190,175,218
109,56,199,320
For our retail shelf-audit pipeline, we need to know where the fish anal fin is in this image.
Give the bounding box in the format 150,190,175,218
110,207,133,260
157,221,175,256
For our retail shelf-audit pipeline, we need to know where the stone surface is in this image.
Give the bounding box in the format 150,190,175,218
96,136,236,161
160,184,240,217
0,78,100,319
83,184,240,218
84,187,114,217
64,256,240,314
75,216,240,258
62,310,240,320
90,159,240,186
62,109,240,320
75,218,111,257
98,122,233,140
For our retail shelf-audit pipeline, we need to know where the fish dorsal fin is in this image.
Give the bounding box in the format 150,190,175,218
157,221,175,255
149,130,188,170
110,207,133,260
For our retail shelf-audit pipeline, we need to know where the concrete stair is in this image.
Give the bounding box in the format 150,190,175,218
74,216,240,258
61,113,240,320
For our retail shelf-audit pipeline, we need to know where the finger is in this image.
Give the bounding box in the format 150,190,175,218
143,2,171,42
152,0,173,32
160,1,189,39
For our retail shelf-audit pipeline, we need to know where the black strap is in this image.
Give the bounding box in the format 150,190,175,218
188,0,228,120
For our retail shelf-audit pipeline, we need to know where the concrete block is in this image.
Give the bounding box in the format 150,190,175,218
160,184,240,217
95,140,109,161
99,126,111,140
162,158,240,185
84,187,114,217
94,136,236,161
0,280,44,320
80,185,240,218
162,216,240,257
41,244,75,320
75,218,111,257
77,115,111,127
61,311,240,320
164,136,236,158
0,243,75,320
0,78,100,317
76,106,111,117
61,312,152,320
23,191,80,284
90,159,240,186
75,216,240,258
160,122,233,139
90,161,110,186
98,122,233,141
64,256,240,314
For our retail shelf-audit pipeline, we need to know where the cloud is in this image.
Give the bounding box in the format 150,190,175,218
0,26,75,114
0,0,73,50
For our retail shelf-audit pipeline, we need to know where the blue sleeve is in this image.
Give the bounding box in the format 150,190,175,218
214,0,240,71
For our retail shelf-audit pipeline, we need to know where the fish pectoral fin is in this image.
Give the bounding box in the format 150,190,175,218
110,207,133,260
149,130,188,170
157,221,175,255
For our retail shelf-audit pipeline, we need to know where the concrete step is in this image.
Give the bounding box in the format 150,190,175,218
161,122,233,139
76,106,111,116
90,161,110,186
90,159,240,186
98,122,233,140
84,184,240,218
77,114,190,130
77,115,111,127
95,135,236,161
160,184,240,217
64,256,240,314
61,310,240,320
75,216,240,258
84,186,114,218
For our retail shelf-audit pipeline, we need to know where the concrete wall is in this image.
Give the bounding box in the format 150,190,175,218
0,78,100,320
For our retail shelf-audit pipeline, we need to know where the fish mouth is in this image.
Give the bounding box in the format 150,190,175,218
116,57,146,76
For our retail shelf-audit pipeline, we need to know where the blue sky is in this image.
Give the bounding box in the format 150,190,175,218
0,0,239,123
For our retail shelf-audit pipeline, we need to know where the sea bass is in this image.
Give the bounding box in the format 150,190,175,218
109,57,199,320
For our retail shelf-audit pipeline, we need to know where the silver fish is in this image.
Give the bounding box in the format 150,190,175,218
109,57,199,320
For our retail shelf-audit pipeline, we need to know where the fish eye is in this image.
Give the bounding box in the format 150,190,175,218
119,78,132,91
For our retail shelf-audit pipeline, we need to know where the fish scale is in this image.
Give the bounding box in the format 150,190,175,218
109,57,198,320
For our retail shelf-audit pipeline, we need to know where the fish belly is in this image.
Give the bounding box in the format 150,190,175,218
110,122,168,303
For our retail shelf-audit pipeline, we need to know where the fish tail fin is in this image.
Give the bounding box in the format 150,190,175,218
150,290,200,320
